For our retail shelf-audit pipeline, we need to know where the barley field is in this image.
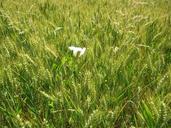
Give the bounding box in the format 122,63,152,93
0,0,171,127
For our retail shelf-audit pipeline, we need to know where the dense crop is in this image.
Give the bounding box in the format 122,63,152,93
0,0,171,127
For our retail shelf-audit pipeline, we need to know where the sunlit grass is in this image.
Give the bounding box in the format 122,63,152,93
0,0,171,127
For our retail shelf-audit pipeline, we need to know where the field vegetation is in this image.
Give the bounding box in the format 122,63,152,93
0,0,171,127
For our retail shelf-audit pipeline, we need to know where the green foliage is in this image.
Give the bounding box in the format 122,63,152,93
0,0,171,127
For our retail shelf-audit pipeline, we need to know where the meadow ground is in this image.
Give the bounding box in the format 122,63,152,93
0,0,171,127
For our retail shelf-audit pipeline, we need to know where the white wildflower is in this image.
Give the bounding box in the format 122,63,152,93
113,46,119,53
69,46,86,57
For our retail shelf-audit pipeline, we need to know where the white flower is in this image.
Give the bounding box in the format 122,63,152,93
113,46,119,53
69,46,86,57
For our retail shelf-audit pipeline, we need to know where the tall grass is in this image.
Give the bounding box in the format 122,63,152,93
0,0,171,127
